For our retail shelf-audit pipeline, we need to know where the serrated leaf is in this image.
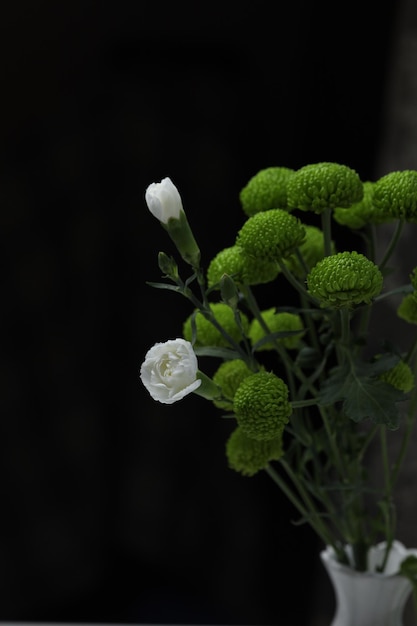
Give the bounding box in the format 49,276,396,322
343,378,404,429
319,359,406,429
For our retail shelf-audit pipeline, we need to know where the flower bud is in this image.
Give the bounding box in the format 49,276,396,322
158,252,179,279
145,177,201,267
145,177,183,223
220,273,240,309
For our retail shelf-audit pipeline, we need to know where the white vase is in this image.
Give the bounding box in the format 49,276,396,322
320,541,417,626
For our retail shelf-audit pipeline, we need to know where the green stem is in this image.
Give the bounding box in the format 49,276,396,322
321,207,333,257
377,426,396,572
265,463,345,560
278,260,319,305
378,220,404,272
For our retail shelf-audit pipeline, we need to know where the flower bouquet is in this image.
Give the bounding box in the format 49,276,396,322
139,163,417,611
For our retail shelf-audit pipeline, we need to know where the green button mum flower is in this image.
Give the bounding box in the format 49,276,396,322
372,170,417,222
226,426,284,476
306,251,383,308
249,309,304,351
207,245,279,288
379,360,414,393
333,181,392,229
287,162,363,214
397,293,417,324
239,166,295,217
183,302,250,347
212,359,255,410
236,209,306,262
233,371,292,441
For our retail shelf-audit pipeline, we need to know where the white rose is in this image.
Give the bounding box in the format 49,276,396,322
140,338,202,404
145,177,183,224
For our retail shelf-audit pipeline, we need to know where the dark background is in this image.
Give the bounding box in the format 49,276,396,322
0,1,405,624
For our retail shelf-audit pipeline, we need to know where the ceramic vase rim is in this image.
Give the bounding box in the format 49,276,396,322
320,540,417,579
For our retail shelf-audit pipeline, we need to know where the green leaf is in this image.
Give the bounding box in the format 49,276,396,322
318,359,406,429
146,281,182,293
194,346,243,360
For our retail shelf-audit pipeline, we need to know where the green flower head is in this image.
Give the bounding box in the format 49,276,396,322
183,302,250,347
287,162,363,214
307,251,383,308
397,293,417,324
372,170,417,222
379,360,415,393
333,181,392,229
233,371,292,441
226,426,284,476
239,166,295,217
236,209,306,262
249,309,304,351
284,224,335,278
212,359,254,411
207,245,279,288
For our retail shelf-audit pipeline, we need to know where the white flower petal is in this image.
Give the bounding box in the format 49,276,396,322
140,338,201,404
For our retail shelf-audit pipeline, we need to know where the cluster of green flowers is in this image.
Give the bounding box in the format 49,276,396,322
141,163,417,573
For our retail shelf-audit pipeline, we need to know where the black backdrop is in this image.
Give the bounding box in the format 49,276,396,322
0,1,401,624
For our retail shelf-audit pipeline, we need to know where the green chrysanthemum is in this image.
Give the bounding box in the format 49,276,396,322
287,162,363,214
207,245,279,288
284,225,335,278
226,426,284,477
239,166,295,217
306,251,383,308
233,371,292,441
372,170,417,222
212,359,255,410
236,209,306,262
333,181,392,229
183,302,250,347
249,309,304,351
379,360,415,393
397,293,417,324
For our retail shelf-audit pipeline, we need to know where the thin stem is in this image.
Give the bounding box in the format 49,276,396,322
378,220,404,272
265,463,345,559
278,260,320,305
321,207,333,257
378,426,396,572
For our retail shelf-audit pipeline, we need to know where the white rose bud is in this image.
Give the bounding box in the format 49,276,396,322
140,338,202,404
145,177,183,224
145,177,201,268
